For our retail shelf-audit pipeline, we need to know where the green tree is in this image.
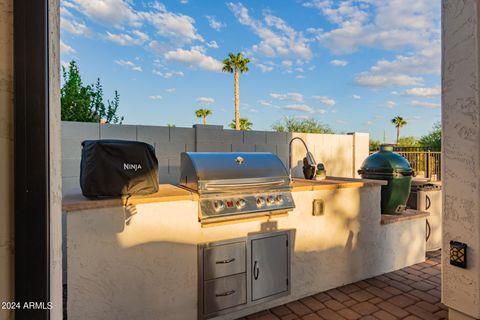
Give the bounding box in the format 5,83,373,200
391,116,407,143
419,122,441,149
369,139,381,151
167,124,176,128
61,60,123,123
272,117,334,134
195,109,212,125
222,52,250,130
229,118,253,130
397,136,420,147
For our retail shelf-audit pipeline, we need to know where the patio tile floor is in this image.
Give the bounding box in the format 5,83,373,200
239,251,446,320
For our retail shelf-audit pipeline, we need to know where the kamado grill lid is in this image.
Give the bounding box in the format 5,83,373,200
358,144,413,176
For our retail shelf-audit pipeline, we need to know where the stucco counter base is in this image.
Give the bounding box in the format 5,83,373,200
64,182,427,320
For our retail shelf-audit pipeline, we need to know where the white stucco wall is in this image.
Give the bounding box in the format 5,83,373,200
442,1,480,319
0,1,14,319
65,186,426,320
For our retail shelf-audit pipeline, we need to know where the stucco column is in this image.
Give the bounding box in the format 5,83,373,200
49,0,63,318
0,0,14,319
442,1,480,319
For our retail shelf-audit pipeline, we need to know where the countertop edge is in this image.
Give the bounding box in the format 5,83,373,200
380,209,430,225
63,177,386,212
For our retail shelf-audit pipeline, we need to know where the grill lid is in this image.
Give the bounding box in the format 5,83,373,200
180,152,289,191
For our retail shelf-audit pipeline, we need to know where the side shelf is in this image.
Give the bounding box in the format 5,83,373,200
198,230,292,319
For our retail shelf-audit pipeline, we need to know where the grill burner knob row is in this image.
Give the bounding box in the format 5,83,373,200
236,199,246,208
256,197,266,207
213,200,225,211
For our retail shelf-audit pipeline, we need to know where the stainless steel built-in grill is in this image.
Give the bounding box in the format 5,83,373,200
180,152,295,223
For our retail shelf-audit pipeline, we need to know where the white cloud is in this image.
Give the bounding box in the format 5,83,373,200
115,59,142,72
354,74,422,87
149,95,162,100
141,5,203,43
164,48,223,72
330,59,348,67
206,41,219,49
295,75,306,79
386,100,396,108
227,2,312,60
411,100,440,109
285,104,314,113
352,94,361,99
152,70,184,78
256,63,274,73
60,40,75,55
206,16,226,31
364,120,374,126
196,97,215,105
270,92,304,102
404,86,440,97
70,0,140,27
312,95,336,106
106,30,149,46
180,0,188,4
305,0,440,55
61,17,89,36
165,88,176,93
336,119,348,125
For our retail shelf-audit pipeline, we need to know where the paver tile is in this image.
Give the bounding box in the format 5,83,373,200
301,313,322,320
287,301,312,316
327,289,351,303
350,290,375,302
300,297,325,312
324,299,345,311
372,310,397,320
338,308,361,320
316,308,346,320
387,294,416,308
351,302,379,315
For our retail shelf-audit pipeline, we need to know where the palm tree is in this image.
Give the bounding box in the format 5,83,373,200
195,109,212,125
391,116,407,143
229,118,253,130
222,52,250,130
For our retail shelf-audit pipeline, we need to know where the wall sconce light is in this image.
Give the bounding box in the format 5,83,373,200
450,241,467,269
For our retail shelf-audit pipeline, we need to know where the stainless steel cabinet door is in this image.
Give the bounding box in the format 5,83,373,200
251,234,289,301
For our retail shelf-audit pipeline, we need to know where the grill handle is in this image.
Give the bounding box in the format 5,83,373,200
215,258,235,264
205,180,286,190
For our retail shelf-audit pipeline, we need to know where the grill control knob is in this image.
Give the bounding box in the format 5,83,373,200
213,200,225,211
275,195,284,204
256,197,266,207
266,196,275,205
236,199,246,209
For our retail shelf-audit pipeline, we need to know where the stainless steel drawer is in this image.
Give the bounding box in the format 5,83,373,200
203,273,246,315
204,242,245,280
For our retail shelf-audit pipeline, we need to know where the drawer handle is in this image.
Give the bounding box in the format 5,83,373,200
216,290,236,297
216,258,236,264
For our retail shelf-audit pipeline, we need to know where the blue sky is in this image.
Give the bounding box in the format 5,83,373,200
60,0,441,141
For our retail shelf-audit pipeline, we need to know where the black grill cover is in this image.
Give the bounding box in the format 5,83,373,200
80,140,159,198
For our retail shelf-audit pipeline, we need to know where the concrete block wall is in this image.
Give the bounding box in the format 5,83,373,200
62,121,369,195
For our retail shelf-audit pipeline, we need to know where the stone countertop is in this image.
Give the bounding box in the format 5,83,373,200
62,184,198,212
62,177,387,212
381,209,430,225
291,177,387,191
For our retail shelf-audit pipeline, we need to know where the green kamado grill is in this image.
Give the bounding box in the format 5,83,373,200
358,144,414,214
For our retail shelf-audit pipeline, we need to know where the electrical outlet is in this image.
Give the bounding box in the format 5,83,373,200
313,199,324,216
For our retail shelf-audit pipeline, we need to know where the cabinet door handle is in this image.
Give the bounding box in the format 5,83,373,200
215,258,235,264
216,290,236,297
425,195,431,210
253,261,260,280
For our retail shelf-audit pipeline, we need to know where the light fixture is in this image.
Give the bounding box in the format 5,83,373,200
288,137,317,180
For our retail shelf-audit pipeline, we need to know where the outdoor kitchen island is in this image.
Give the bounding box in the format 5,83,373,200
62,178,428,320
